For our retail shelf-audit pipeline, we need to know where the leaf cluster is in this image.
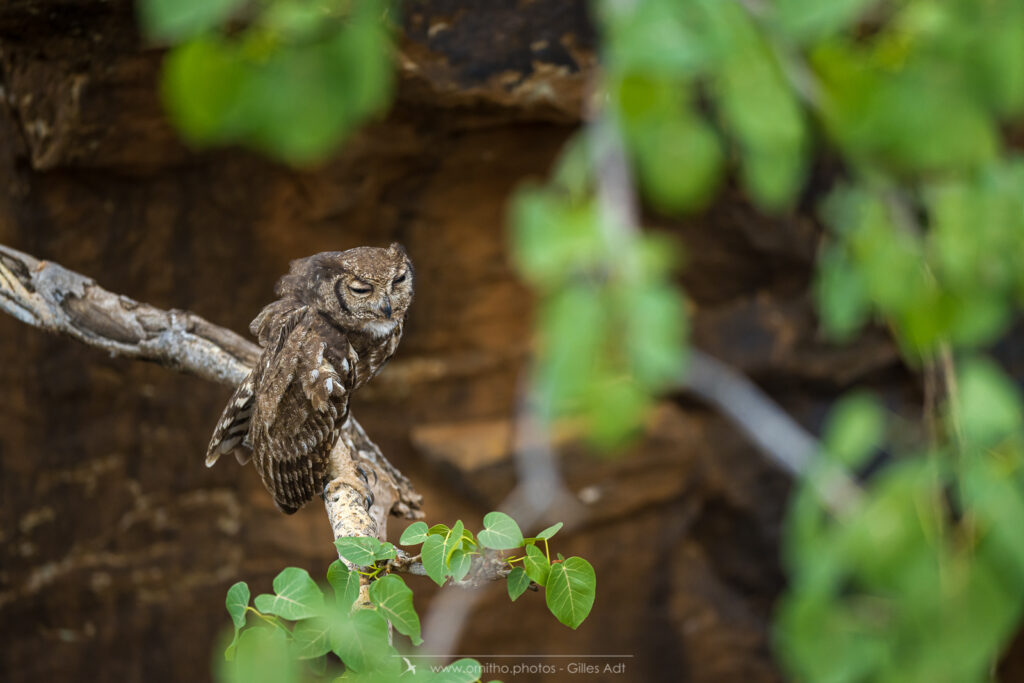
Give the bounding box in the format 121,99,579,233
138,0,395,164
511,136,689,447
400,513,596,630
219,513,595,682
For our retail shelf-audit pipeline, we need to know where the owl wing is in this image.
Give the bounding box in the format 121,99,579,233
250,308,352,514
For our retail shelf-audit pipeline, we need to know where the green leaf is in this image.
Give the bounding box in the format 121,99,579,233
478,511,525,550
331,616,394,674
536,522,564,540
816,244,869,340
430,658,484,683
958,357,1023,444
631,112,724,214
711,3,806,208
329,609,394,673
327,560,361,611
507,567,531,602
220,625,301,683
774,0,880,42
224,581,250,660
334,537,394,567
524,544,551,587
421,534,447,587
369,575,423,646
443,520,465,565
139,0,246,41
824,393,885,468
449,548,473,583
226,581,250,628
545,557,597,629
292,617,332,660
400,522,429,545
427,524,450,537
253,567,325,620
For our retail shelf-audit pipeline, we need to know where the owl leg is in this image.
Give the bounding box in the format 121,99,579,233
355,464,375,511
322,466,374,512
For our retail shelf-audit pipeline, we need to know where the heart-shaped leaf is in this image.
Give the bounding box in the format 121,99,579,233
545,557,596,629
291,617,332,659
478,511,524,550
400,521,429,545
507,567,530,601
224,581,250,660
524,544,550,587
329,609,394,673
421,534,447,586
254,567,325,620
326,560,360,611
369,575,423,645
536,522,564,540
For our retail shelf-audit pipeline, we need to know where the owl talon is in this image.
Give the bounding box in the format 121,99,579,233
364,490,375,512
356,465,370,486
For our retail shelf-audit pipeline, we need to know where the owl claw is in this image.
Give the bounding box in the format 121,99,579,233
364,490,375,512
356,465,370,486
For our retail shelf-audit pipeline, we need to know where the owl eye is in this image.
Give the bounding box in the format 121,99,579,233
393,272,407,285
348,282,372,295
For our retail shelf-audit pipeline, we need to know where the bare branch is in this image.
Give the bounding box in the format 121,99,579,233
0,244,257,385
682,349,861,515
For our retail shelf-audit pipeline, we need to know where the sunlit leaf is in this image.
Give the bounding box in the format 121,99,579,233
369,575,423,646
478,512,524,550
254,568,325,620
545,557,597,629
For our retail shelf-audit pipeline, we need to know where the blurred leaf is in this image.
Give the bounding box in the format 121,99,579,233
958,357,1023,444
292,617,333,660
774,0,881,42
139,0,246,41
824,393,885,468
816,245,870,341
329,609,395,673
431,658,484,683
159,0,394,165
710,3,807,208
220,626,301,683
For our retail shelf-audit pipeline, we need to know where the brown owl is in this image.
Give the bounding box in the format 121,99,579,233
205,243,414,514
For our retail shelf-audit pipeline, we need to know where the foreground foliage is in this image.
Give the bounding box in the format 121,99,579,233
141,0,1024,679
219,515,595,682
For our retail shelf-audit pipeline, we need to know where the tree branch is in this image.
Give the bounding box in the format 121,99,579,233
0,243,422,557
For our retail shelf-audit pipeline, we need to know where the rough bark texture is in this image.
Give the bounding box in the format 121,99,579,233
0,2,939,682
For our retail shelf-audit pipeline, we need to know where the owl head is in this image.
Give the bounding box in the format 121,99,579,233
277,243,414,337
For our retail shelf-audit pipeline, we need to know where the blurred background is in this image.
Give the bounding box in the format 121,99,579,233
5,1,1024,682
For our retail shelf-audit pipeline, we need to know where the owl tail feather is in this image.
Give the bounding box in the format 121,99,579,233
205,373,256,468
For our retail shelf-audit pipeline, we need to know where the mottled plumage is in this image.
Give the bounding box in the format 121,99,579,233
205,244,414,513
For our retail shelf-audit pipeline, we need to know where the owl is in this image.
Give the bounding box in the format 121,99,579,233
204,243,414,514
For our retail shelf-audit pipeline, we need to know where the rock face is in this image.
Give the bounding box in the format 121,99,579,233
0,3,908,682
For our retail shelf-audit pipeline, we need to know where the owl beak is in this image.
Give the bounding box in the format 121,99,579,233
382,298,393,319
